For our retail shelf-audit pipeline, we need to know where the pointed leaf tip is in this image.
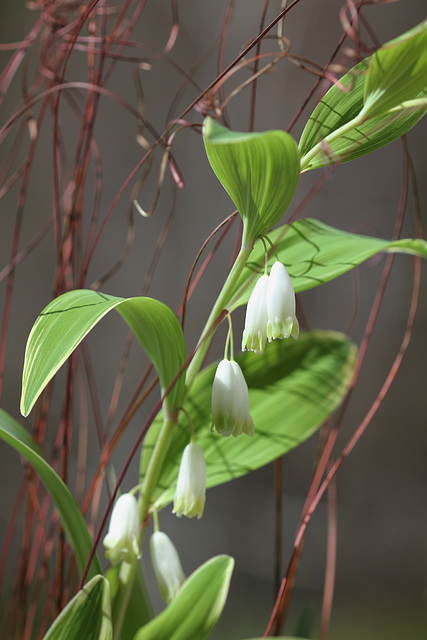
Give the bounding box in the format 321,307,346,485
203,117,299,248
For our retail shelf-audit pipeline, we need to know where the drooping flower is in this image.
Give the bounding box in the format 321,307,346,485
242,261,299,354
103,493,141,565
266,261,299,341
211,358,254,437
150,531,185,603
241,274,269,354
173,442,206,519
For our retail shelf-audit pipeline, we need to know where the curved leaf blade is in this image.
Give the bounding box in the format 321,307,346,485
0,408,102,579
141,331,356,507
364,20,427,118
228,218,427,310
42,575,111,640
203,117,300,245
133,555,234,640
299,58,426,170
21,290,186,417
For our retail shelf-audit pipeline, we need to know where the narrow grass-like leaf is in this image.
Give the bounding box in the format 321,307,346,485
21,290,186,417
141,331,356,506
0,408,102,579
299,58,426,170
363,20,427,118
228,218,427,310
203,117,299,247
133,555,234,640
42,575,111,640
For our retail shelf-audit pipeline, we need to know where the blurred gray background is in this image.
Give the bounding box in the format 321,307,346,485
0,1,426,638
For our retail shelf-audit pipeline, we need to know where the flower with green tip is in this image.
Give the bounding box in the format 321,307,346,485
241,273,269,354
242,261,298,354
173,442,206,519
267,261,299,341
103,493,140,565
150,531,185,603
211,359,254,437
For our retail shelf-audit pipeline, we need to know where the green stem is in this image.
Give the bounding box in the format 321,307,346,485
299,111,365,171
185,246,252,390
139,416,177,520
112,245,252,637
112,416,177,639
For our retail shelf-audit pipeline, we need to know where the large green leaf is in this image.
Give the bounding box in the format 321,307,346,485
203,117,300,247
21,290,186,417
299,58,426,170
141,331,356,508
42,575,111,640
228,218,427,310
133,555,234,640
0,407,102,579
363,20,427,118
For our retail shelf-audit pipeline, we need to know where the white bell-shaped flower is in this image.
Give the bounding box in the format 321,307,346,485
267,261,299,341
211,359,254,437
150,531,185,603
103,493,141,565
241,274,269,354
173,442,206,519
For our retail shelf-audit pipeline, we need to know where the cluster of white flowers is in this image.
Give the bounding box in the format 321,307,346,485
242,261,299,354
102,258,297,585
210,259,298,441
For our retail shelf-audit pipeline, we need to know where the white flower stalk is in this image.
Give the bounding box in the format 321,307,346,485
211,359,254,437
241,273,269,354
267,261,299,341
173,442,206,519
103,494,141,565
150,531,185,603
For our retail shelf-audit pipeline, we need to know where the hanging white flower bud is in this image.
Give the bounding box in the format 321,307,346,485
173,442,206,519
241,274,269,354
267,261,299,341
150,531,185,603
211,359,254,437
103,494,141,565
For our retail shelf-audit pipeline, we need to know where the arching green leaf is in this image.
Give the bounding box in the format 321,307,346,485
42,575,111,640
363,20,427,118
0,408,102,579
203,117,300,247
133,555,234,640
228,218,427,310
21,290,186,417
141,331,356,507
299,58,426,171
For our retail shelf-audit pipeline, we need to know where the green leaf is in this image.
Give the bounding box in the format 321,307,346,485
21,290,186,417
106,564,152,637
229,218,427,309
133,555,234,640
42,575,111,640
0,407,102,579
203,117,300,247
299,59,426,170
364,20,427,118
141,331,356,507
